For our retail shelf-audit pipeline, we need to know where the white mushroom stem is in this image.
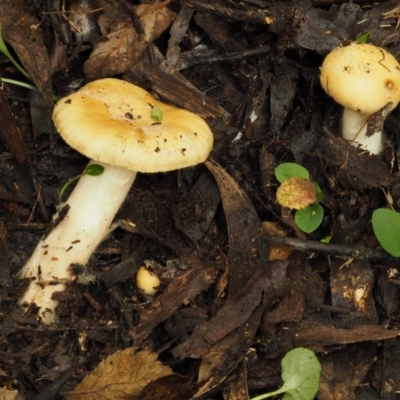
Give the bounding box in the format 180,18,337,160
18,161,137,324
342,108,383,155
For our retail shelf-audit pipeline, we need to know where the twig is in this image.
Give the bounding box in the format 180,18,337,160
269,236,398,262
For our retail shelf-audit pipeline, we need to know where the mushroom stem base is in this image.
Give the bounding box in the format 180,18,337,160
342,108,382,155
18,161,137,324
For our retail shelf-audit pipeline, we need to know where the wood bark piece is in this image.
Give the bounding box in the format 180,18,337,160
169,161,286,398
133,60,226,119
171,260,287,359
317,135,393,190
295,325,400,349
184,0,276,25
130,256,218,348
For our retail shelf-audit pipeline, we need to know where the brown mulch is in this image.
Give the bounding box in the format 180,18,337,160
1,0,400,399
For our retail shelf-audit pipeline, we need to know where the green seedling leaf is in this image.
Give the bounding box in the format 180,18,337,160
315,182,324,203
84,164,105,176
356,30,374,44
275,163,309,183
151,105,163,122
251,347,321,400
321,236,332,244
58,164,105,203
372,208,400,257
295,203,324,234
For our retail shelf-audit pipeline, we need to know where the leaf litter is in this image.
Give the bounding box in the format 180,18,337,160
2,0,400,399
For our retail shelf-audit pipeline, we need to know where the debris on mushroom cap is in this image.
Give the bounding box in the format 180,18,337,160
136,265,160,296
52,78,214,173
320,42,400,115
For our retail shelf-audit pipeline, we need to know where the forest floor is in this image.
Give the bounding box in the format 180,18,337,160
1,0,400,399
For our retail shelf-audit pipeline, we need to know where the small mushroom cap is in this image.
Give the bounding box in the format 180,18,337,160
52,79,214,173
136,266,160,296
320,42,400,115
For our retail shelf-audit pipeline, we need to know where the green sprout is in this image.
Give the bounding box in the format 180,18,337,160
275,163,324,234
58,164,105,203
320,236,332,244
151,105,163,122
355,29,375,44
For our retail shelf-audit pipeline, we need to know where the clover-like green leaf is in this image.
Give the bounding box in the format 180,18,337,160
84,164,105,176
275,163,309,183
295,203,324,234
372,208,400,257
251,347,321,400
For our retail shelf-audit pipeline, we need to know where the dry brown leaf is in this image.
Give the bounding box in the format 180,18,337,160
66,349,172,400
262,221,294,261
0,387,23,400
0,0,53,105
84,3,176,78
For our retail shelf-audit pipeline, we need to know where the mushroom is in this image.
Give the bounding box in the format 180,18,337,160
136,265,161,296
18,78,213,323
320,42,400,154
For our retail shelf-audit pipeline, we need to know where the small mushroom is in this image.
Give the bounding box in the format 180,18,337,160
18,78,213,323
136,265,161,296
320,42,400,154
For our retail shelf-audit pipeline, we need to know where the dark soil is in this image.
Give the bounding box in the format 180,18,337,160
1,0,400,399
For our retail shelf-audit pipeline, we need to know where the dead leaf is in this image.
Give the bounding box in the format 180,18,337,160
205,161,270,296
0,0,53,105
221,361,249,400
294,325,400,349
270,63,298,137
170,162,285,398
295,3,362,55
171,260,287,399
175,172,220,241
65,349,172,400
141,374,197,399
318,135,393,190
171,262,287,359
0,387,23,400
84,3,176,78
193,304,266,399
262,221,294,261
319,343,377,400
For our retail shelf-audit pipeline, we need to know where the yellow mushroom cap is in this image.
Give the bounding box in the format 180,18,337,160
52,79,214,173
320,42,400,115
